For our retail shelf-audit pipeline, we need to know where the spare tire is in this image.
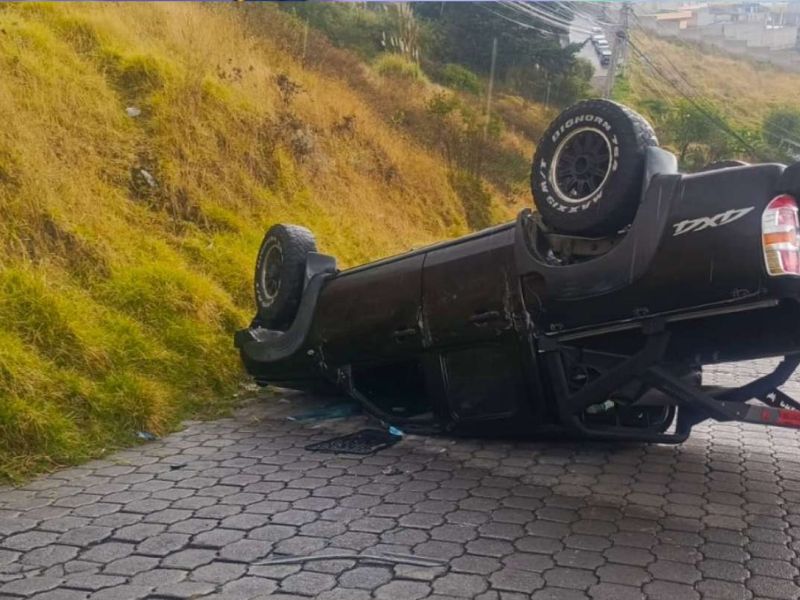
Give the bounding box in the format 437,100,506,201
531,99,658,236
254,224,316,330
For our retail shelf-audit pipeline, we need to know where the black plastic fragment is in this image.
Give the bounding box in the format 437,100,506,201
305,429,401,455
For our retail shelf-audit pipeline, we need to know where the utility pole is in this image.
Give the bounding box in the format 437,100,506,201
544,76,552,111
484,37,498,139
301,19,309,65
604,2,631,99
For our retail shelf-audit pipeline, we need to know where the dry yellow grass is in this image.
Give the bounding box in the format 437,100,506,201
628,32,800,129
0,2,539,481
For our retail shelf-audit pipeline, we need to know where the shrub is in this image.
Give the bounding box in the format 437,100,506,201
373,53,425,81
437,63,482,95
763,107,800,161
450,169,492,230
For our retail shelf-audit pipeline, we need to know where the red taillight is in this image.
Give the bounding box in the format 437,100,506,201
763,194,800,276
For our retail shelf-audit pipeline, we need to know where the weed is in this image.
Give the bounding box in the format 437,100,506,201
373,52,425,81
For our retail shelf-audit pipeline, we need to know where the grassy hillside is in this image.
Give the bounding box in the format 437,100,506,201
0,3,541,481
621,31,800,163
627,33,800,127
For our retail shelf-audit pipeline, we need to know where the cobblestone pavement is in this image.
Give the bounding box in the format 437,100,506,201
2,361,800,600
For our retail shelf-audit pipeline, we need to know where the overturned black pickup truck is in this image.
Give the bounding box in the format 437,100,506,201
236,99,800,443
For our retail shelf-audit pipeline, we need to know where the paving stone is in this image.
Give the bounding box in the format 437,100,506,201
192,528,247,549
87,584,152,600
747,558,798,579
103,555,159,576
747,575,800,600
217,539,272,563
130,568,187,587
280,572,336,595
434,573,489,596
466,538,514,557
160,548,216,570
136,534,190,557
248,524,296,542
554,549,605,570
596,563,651,586
1,576,63,596
273,535,327,556
588,582,645,600
647,559,701,583
169,518,217,535
21,545,79,567
61,574,125,593
316,589,371,600
643,580,700,600
414,540,465,561
489,568,544,593
375,580,431,600
80,543,134,564
338,566,393,589
28,590,89,600
530,588,591,600
153,580,216,598
543,566,598,590
3,531,58,551
696,579,752,600
58,527,113,547
699,558,749,582
452,554,503,575
190,561,248,584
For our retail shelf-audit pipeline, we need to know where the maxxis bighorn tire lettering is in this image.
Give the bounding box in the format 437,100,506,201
254,224,316,330
531,99,658,236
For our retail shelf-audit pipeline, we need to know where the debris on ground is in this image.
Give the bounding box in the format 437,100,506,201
381,465,403,476
305,428,401,455
138,169,156,188
287,400,361,422
388,425,404,437
254,551,445,568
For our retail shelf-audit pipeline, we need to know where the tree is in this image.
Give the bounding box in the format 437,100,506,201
763,107,800,161
414,2,589,106
664,100,741,169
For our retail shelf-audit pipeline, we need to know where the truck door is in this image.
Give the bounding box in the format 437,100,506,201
314,253,424,366
422,227,536,426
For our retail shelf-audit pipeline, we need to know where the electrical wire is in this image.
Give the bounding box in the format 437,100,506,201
491,0,799,157
500,0,595,36
482,3,560,38
626,38,766,158
627,8,800,151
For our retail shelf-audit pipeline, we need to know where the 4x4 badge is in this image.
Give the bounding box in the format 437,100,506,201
672,207,755,236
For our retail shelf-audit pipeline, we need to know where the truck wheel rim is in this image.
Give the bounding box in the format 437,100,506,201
263,243,283,300
551,127,612,204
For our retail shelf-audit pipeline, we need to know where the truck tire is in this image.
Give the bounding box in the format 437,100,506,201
254,224,316,330
531,99,658,236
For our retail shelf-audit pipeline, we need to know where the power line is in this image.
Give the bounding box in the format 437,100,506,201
627,18,800,150
482,4,560,39
626,38,766,158
626,7,800,148
501,0,595,36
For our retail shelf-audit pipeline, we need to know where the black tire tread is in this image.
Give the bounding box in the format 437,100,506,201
531,99,659,236
254,224,316,329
